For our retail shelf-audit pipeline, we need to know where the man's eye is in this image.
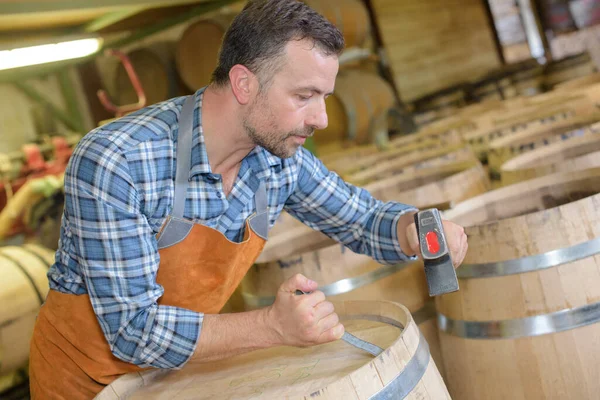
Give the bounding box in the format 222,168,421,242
298,95,311,101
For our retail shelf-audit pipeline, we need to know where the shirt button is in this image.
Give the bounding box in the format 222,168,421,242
216,192,222,198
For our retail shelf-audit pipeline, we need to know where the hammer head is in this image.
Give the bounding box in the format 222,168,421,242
414,209,459,296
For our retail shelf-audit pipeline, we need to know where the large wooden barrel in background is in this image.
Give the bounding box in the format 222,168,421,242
316,69,396,148
0,244,54,376
175,14,235,92
304,0,371,49
96,300,450,399
114,42,187,106
501,130,600,185
437,168,600,399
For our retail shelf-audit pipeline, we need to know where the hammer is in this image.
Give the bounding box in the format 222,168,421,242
414,208,460,296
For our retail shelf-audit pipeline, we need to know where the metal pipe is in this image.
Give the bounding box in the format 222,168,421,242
517,0,553,61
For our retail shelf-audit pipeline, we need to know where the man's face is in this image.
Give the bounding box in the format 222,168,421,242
243,39,339,158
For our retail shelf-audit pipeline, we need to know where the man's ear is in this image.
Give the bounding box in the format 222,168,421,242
229,64,259,105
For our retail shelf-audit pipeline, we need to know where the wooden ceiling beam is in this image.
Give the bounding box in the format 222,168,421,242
84,7,148,33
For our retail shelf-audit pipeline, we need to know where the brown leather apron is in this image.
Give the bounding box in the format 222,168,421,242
29,94,269,399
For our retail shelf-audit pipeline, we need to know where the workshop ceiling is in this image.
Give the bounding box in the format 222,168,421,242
0,0,234,49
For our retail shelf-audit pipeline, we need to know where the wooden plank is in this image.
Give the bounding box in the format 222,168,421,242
371,0,501,102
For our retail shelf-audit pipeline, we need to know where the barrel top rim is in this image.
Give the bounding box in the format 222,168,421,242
443,168,600,227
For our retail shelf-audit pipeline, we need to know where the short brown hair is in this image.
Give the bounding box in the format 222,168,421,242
211,0,345,88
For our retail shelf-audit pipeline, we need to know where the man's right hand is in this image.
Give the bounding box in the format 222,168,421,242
265,273,345,347
191,273,344,365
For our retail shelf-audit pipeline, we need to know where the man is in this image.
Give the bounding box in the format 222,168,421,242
29,0,468,398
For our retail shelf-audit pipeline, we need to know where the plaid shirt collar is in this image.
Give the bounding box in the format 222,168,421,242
188,88,282,183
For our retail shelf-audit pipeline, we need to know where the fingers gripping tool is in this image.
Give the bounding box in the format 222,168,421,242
294,290,385,357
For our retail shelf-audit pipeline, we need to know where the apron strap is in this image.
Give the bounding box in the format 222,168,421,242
172,94,196,219
249,181,269,240
254,181,268,215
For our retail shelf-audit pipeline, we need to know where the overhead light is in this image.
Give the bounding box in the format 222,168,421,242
0,38,102,71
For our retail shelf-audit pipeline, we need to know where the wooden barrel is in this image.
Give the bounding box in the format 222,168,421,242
96,300,450,400
305,0,371,49
241,244,447,380
501,128,600,185
316,69,396,147
114,42,186,106
175,15,235,92
437,168,600,400
486,114,600,176
0,244,54,376
545,52,596,89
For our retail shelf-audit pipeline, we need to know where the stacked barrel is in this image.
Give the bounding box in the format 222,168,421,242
0,244,56,394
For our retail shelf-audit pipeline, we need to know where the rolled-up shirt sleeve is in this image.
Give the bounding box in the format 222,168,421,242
284,148,418,264
63,134,201,369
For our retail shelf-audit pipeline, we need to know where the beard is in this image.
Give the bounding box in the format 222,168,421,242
243,99,314,159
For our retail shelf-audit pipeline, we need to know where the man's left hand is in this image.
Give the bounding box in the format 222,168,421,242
405,219,468,269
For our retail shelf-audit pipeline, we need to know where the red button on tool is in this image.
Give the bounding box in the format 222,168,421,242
425,231,440,254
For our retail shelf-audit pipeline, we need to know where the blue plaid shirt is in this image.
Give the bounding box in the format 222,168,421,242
48,88,417,369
